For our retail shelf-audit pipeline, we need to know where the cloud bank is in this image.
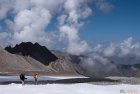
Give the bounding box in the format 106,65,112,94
78,37,140,77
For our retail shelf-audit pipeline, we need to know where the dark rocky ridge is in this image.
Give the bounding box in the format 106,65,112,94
5,42,58,65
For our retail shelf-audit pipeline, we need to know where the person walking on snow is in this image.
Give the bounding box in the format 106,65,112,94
34,73,38,84
20,73,27,85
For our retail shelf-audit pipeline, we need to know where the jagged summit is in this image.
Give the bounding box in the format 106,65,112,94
5,42,58,65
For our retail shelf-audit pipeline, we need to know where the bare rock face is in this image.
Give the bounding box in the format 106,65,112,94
5,42,58,65
49,51,77,74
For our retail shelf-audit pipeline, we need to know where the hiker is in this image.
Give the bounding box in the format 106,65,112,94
20,73,27,85
33,73,38,84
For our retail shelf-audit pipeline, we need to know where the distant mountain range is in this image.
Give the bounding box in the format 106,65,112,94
0,42,139,77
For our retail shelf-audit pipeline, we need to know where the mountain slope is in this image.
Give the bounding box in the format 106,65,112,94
5,42,58,65
3,43,78,75
0,48,48,73
50,51,77,74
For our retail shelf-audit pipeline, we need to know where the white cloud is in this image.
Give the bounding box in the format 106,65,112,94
93,37,140,64
0,32,12,47
59,25,91,55
12,7,52,46
80,53,118,77
57,15,67,26
5,19,14,33
82,7,93,18
104,43,116,57
96,0,114,13
0,0,13,20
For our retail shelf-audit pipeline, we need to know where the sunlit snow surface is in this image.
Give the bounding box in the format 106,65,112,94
0,83,139,94
0,76,139,94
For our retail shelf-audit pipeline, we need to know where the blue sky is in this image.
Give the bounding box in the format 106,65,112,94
80,0,140,43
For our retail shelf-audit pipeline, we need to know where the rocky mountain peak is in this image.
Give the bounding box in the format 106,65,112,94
5,42,58,65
